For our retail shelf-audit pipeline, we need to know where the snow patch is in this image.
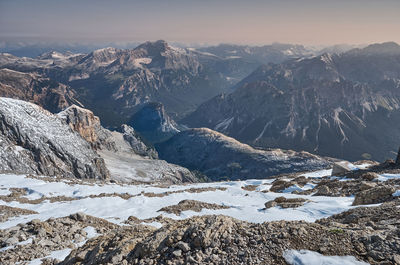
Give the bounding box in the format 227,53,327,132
0,174,354,229
283,249,369,265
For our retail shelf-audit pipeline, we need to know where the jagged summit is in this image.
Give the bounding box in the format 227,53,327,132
134,40,171,55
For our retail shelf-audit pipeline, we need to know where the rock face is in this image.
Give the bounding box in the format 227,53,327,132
0,68,80,113
58,104,117,151
57,103,194,183
0,97,110,179
156,128,329,181
183,42,400,161
128,102,179,143
120,124,158,159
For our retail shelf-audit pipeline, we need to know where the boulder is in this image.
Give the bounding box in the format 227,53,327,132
352,185,396,206
265,196,308,209
331,162,352,176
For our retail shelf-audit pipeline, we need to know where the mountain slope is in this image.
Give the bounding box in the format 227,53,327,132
128,102,179,143
0,68,81,113
58,103,196,184
183,43,400,161
156,128,329,181
0,97,109,179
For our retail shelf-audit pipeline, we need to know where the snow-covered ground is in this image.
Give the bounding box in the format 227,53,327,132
0,173,356,230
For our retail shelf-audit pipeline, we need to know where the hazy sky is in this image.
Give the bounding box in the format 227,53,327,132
1,0,399,45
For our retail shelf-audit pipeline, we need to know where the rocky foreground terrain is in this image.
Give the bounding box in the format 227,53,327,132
0,158,399,264
0,98,399,264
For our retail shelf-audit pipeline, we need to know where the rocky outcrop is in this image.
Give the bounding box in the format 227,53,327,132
157,200,230,216
0,68,80,113
61,213,396,265
58,104,117,151
57,103,195,183
264,196,309,209
352,185,396,205
156,128,329,181
0,97,110,179
331,161,352,176
120,124,158,158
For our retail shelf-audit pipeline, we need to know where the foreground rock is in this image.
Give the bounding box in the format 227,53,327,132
0,214,119,265
352,185,396,205
264,196,309,209
61,208,400,265
156,128,330,181
0,97,110,179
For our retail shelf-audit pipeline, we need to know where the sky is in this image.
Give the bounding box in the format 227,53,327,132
0,0,399,45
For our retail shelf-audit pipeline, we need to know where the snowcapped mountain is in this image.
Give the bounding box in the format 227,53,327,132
183,42,400,161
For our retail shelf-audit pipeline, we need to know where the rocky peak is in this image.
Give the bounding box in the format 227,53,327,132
134,40,170,56
58,105,101,145
57,105,117,151
0,97,110,179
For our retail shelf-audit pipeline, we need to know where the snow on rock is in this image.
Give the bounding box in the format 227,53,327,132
377,173,400,181
0,97,110,179
28,248,72,264
283,249,369,265
0,173,354,229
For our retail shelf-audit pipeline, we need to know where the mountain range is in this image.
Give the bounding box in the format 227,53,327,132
183,42,400,161
1,41,400,162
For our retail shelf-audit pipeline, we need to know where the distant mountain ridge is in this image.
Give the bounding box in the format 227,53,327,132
0,40,322,126
183,42,400,161
156,128,329,181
